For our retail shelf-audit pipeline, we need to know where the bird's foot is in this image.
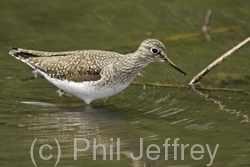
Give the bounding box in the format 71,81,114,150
57,89,71,97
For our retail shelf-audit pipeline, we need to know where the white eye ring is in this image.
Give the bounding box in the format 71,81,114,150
150,48,159,54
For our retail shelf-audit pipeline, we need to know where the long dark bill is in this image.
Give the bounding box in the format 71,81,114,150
164,58,187,76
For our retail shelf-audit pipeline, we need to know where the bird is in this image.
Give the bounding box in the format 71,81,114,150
9,39,186,104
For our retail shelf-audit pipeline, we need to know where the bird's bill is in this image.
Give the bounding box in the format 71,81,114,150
164,57,187,76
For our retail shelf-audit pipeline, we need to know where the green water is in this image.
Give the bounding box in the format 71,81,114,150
1,0,250,166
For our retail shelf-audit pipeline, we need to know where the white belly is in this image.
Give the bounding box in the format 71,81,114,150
41,72,129,104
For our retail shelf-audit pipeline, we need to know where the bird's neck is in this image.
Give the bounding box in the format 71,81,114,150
122,53,146,68
108,53,148,85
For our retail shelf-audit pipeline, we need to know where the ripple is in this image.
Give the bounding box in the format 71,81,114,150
21,101,57,107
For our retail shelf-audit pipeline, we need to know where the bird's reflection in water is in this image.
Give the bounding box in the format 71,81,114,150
27,105,162,167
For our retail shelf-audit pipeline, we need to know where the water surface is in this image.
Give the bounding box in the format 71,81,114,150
0,1,250,166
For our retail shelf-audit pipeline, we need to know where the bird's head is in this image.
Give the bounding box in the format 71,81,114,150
137,39,186,75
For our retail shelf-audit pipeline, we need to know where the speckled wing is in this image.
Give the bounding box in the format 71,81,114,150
9,48,121,82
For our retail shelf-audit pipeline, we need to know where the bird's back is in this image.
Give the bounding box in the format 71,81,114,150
9,48,123,82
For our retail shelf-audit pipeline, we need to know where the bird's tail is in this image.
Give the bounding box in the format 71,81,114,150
9,48,42,69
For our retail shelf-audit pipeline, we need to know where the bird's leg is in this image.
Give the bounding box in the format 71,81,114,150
32,69,41,78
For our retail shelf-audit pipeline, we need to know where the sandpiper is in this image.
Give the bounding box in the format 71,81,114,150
9,39,186,104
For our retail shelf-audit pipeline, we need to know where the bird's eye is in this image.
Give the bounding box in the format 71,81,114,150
150,48,159,54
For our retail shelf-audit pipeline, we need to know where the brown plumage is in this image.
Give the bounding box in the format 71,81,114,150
9,48,123,82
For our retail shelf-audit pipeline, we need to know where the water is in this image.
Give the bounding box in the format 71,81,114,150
0,0,250,166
